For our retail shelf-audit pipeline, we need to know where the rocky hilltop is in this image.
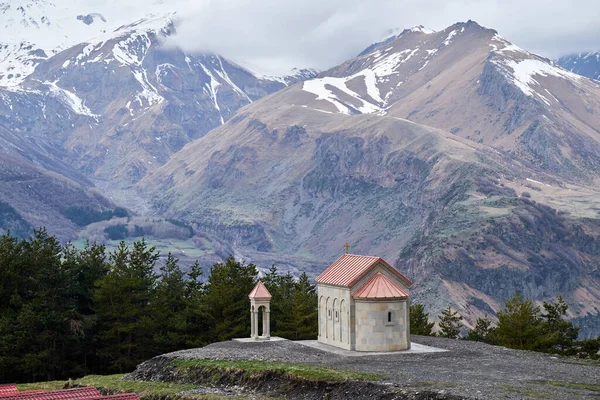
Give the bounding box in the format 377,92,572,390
124,338,600,399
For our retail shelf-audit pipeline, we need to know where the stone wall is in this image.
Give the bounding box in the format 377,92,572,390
354,299,409,352
317,284,353,350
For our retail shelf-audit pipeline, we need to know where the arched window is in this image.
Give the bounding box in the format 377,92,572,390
385,309,396,326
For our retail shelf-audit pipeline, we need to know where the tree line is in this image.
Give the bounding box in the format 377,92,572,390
0,229,317,383
410,297,600,358
1,228,597,384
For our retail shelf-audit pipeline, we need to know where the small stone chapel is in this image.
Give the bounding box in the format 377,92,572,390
315,254,413,351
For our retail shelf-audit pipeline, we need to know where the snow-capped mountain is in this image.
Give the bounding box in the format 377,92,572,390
0,0,163,86
0,0,318,241
262,20,600,181
557,51,600,81
0,3,317,185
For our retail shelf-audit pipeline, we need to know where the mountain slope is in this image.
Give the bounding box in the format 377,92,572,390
140,21,600,337
1,9,317,187
0,2,317,239
557,52,600,81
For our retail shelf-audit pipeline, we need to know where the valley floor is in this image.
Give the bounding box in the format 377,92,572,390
127,336,600,399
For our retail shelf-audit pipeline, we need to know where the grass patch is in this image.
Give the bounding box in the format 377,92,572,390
17,375,234,400
17,382,66,392
497,384,549,400
171,359,382,382
536,380,600,392
77,375,200,396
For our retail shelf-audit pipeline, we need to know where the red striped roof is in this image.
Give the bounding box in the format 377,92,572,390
248,281,272,300
315,254,413,288
0,392,44,398
353,272,409,300
0,386,17,396
0,387,100,400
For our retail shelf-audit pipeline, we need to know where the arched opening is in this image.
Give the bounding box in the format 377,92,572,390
388,312,392,323
319,296,324,337
257,306,265,336
332,298,338,340
340,299,346,344
325,297,331,338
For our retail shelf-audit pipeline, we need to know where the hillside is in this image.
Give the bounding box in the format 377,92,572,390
140,21,600,336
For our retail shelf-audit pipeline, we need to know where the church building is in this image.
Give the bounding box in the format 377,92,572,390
316,254,413,351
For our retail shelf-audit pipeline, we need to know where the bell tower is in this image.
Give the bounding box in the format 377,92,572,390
248,281,272,340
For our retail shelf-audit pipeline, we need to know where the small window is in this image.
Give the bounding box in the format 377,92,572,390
385,309,395,326
328,309,331,319
335,311,339,321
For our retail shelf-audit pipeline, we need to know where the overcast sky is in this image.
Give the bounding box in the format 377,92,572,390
115,0,600,74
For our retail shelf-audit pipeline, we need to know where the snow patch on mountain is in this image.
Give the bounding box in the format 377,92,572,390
302,75,383,115
443,30,458,46
199,63,224,124
491,56,583,106
44,80,98,117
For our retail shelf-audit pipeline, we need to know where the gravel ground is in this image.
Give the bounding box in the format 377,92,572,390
156,336,600,399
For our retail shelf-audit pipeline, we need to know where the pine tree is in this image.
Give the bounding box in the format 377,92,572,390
17,229,77,381
152,253,189,352
94,240,159,373
263,267,295,336
183,260,209,347
282,272,318,340
537,296,579,354
438,306,463,339
203,256,258,341
409,304,435,336
0,232,21,382
490,293,542,350
465,317,493,343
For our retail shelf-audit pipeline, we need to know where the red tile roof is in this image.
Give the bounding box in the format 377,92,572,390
0,392,44,398
352,272,409,300
315,254,413,288
248,281,272,300
0,387,100,400
0,386,18,396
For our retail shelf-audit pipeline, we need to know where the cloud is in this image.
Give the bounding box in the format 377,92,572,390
158,0,600,74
